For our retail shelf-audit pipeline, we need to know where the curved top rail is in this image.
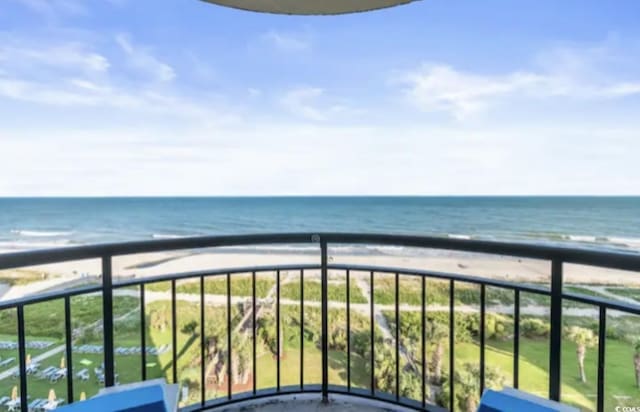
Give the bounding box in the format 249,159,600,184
0,232,639,272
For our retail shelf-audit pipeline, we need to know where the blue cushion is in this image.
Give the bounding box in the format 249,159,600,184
57,384,167,412
479,388,580,412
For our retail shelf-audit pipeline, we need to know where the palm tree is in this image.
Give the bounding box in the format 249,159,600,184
456,364,481,412
566,326,597,383
440,363,505,412
633,340,640,388
426,321,448,383
364,344,395,393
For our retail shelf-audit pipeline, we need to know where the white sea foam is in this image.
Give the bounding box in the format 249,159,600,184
608,237,640,250
11,230,72,237
151,233,189,239
565,234,598,243
447,234,472,240
0,239,73,252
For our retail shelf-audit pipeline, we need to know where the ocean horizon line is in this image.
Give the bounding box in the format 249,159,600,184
1,195,640,199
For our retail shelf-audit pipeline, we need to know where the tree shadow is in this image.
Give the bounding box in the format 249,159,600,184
162,333,198,374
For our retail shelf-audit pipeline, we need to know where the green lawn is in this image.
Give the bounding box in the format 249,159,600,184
142,275,276,298
2,281,640,411
604,287,640,301
445,337,640,412
280,279,367,303
138,275,370,304
0,269,48,286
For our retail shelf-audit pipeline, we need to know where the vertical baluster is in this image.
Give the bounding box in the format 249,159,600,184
227,272,232,400
449,280,455,411
102,255,115,388
321,240,329,402
480,284,486,396
514,289,520,389
370,270,375,395
253,271,257,395
17,305,28,412
395,272,400,401
597,306,606,412
140,284,146,382
276,269,281,392
65,296,74,403
549,259,563,401
171,279,177,385
200,276,205,406
300,269,304,390
346,269,351,392
421,276,426,409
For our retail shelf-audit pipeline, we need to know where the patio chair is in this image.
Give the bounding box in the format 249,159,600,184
6,399,20,412
27,398,43,411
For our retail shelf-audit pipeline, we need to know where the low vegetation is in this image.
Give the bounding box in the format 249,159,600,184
1,275,640,411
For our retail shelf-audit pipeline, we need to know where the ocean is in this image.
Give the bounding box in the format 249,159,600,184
0,197,639,255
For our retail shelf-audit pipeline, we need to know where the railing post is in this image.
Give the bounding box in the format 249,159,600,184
549,259,563,401
320,237,329,403
17,305,28,412
102,255,115,387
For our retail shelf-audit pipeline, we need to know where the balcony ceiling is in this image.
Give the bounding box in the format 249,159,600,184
200,0,418,15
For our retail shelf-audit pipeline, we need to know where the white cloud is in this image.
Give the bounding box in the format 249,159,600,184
0,40,110,73
400,44,640,119
115,34,176,82
602,82,640,97
401,64,544,119
12,0,87,17
261,30,310,52
248,88,261,97
280,87,326,121
2,122,639,196
279,86,359,121
0,36,234,125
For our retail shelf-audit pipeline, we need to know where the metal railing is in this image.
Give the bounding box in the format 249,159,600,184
0,233,639,411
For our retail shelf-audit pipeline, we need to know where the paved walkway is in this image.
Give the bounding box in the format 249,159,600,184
0,344,66,380
0,307,139,381
111,287,625,318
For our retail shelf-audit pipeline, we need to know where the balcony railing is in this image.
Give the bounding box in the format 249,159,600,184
0,233,639,411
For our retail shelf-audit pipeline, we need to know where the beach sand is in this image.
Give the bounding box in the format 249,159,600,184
0,249,637,301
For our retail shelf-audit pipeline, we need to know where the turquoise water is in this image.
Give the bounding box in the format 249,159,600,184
0,197,638,253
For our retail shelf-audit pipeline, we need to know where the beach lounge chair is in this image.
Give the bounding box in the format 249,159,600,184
75,369,89,381
27,398,43,411
49,368,67,383
38,367,55,379
42,368,58,379
41,398,64,411
26,363,40,375
6,398,20,411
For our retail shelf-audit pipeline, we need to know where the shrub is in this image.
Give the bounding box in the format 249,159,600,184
520,318,550,338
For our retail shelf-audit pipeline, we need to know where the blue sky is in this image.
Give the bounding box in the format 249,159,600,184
1,0,639,195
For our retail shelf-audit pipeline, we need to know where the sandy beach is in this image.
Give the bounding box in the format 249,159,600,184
0,249,637,301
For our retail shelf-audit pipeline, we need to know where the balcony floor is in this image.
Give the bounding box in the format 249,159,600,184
211,395,404,412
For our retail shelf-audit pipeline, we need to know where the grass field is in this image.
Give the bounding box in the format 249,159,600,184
0,279,639,411
0,270,48,286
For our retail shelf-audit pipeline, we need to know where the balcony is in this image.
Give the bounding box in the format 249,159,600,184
0,233,638,411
